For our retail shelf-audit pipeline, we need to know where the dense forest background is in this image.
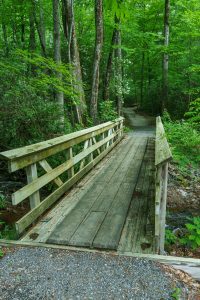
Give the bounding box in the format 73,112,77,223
0,0,199,154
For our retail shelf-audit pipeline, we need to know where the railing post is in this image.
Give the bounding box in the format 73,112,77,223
26,163,40,209
155,164,162,253
159,162,169,254
66,147,74,179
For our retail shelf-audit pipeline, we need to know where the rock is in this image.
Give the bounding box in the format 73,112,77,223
177,189,188,198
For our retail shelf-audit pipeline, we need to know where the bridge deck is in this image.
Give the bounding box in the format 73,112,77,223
21,135,155,253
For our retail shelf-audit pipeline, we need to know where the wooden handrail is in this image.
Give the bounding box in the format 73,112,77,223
155,116,172,254
0,117,124,234
0,117,124,173
155,116,172,166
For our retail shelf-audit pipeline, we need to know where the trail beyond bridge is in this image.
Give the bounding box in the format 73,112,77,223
0,108,172,254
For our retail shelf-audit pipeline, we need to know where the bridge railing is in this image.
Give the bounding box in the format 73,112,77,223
0,117,124,235
155,116,172,254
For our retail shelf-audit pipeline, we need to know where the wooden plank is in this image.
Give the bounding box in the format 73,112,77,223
155,116,172,166
92,137,101,155
26,164,40,209
155,164,162,239
0,117,124,172
118,139,155,253
79,140,89,170
92,183,138,250
39,159,63,187
12,131,118,206
66,147,74,178
159,162,169,254
91,139,143,212
93,141,147,250
69,212,106,247
15,137,122,234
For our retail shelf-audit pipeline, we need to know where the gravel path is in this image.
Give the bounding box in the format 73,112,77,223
0,247,196,300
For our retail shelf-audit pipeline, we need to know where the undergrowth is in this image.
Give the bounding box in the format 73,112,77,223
162,110,200,175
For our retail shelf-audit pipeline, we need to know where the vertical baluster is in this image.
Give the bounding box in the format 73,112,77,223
66,147,74,178
159,162,169,254
26,163,40,209
155,164,162,253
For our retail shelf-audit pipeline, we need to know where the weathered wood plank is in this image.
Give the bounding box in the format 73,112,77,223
39,159,63,187
69,212,106,247
26,164,40,209
155,116,172,166
92,140,147,250
159,162,169,254
0,117,124,172
118,139,155,253
66,147,74,178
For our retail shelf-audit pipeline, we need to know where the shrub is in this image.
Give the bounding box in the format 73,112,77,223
165,229,177,246
163,117,200,171
99,100,118,122
184,98,200,130
0,53,73,150
180,217,200,250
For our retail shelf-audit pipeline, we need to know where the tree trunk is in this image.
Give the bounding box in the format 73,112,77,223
140,51,145,107
90,0,103,123
21,14,26,49
29,6,36,74
162,0,170,112
62,0,86,125
53,0,64,116
114,16,123,116
1,0,9,56
33,0,47,57
103,27,117,101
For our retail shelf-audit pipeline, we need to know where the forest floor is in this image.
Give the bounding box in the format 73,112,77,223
166,164,200,258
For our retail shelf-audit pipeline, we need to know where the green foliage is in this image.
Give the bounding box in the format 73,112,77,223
184,98,200,130
171,287,181,300
0,193,7,209
0,220,17,240
165,229,177,246
163,117,200,172
99,101,118,122
180,217,200,250
0,247,4,258
0,54,73,149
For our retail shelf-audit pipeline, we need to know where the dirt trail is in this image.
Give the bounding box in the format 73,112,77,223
123,107,156,137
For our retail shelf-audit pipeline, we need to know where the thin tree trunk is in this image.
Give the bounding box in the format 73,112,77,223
115,16,123,116
1,0,9,56
140,51,145,107
103,27,117,101
21,15,25,48
53,0,64,116
90,0,103,123
62,0,86,125
33,0,47,57
162,0,170,112
29,7,36,74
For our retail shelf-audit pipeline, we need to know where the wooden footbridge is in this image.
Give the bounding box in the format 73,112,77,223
0,115,172,254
